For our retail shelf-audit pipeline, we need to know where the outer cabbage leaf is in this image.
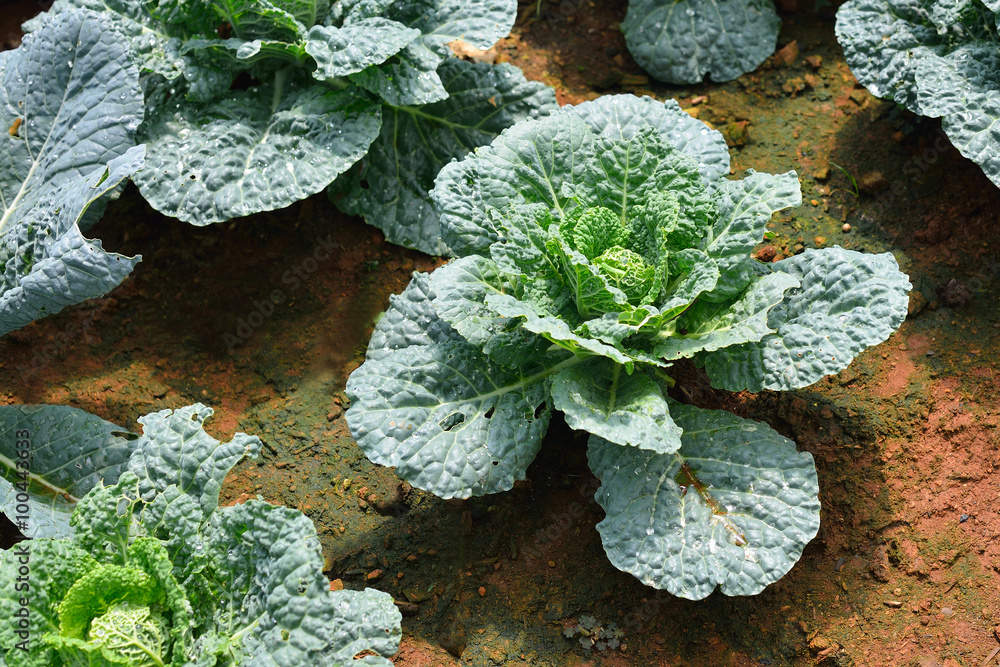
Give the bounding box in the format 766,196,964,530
622,0,781,84
836,0,1000,185
568,95,730,189
703,170,801,301
427,255,518,346
134,83,381,224
125,404,262,573
0,10,145,335
366,272,455,362
1,149,146,337
588,402,820,599
204,501,401,666
914,45,1000,187
703,247,911,391
24,0,214,86
346,275,565,498
0,406,137,539
306,19,419,78
347,0,518,105
551,359,682,453
336,58,557,255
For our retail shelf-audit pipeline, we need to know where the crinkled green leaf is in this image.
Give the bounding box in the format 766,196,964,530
654,269,798,361
434,110,600,256
182,36,309,67
836,0,1000,185
346,332,560,498
588,402,820,599
306,19,419,78
350,41,449,106
1,148,146,337
135,83,381,224
26,0,212,85
703,247,910,391
658,248,719,318
568,95,730,188
336,58,556,255
365,272,456,362
210,0,307,42
588,127,716,250
486,292,635,368
204,501,400,666
346,276,566,497
703,170,801,301
125,404,262,574
0,541,96,652
552,359,682,453
0,10,145,335
915,45,1000,187
622,0,781,84
386,0,517,50
0,406,137,539
427,255,517,346
835,0,991,111
548,231,630,318
270,0,331,26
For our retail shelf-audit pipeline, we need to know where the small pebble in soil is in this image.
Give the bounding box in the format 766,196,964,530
367,569,383,581
548,560,557,568
960,514,969,522
478,586,486,597
842,223,851,233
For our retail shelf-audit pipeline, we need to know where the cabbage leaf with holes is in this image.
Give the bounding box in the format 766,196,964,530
836,0,1000,187
622,0,781,84
27,0,556,254
0,404,401,666
0,9,145,337
346,94,911,599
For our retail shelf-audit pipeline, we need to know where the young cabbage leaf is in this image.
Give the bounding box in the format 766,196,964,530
836,0,1000,187
622,0,781,84
0,9,145,336
346,94,911,599
0,404,402,666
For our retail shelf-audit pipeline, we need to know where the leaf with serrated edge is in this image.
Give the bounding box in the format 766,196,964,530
568,95,730,189
552,358,682,453
336,58,557,255
622,0,781,84
366,272,456,362
703,247,910,391
428,255,518,346
135,83,380,224
588,402,820,599
0,405,137,539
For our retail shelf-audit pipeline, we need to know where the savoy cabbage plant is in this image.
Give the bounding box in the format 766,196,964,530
0,9,146,337
0,404,401,666
623,0,781,84
345,94,911,599
27,0,557,254
836,0,1000,187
